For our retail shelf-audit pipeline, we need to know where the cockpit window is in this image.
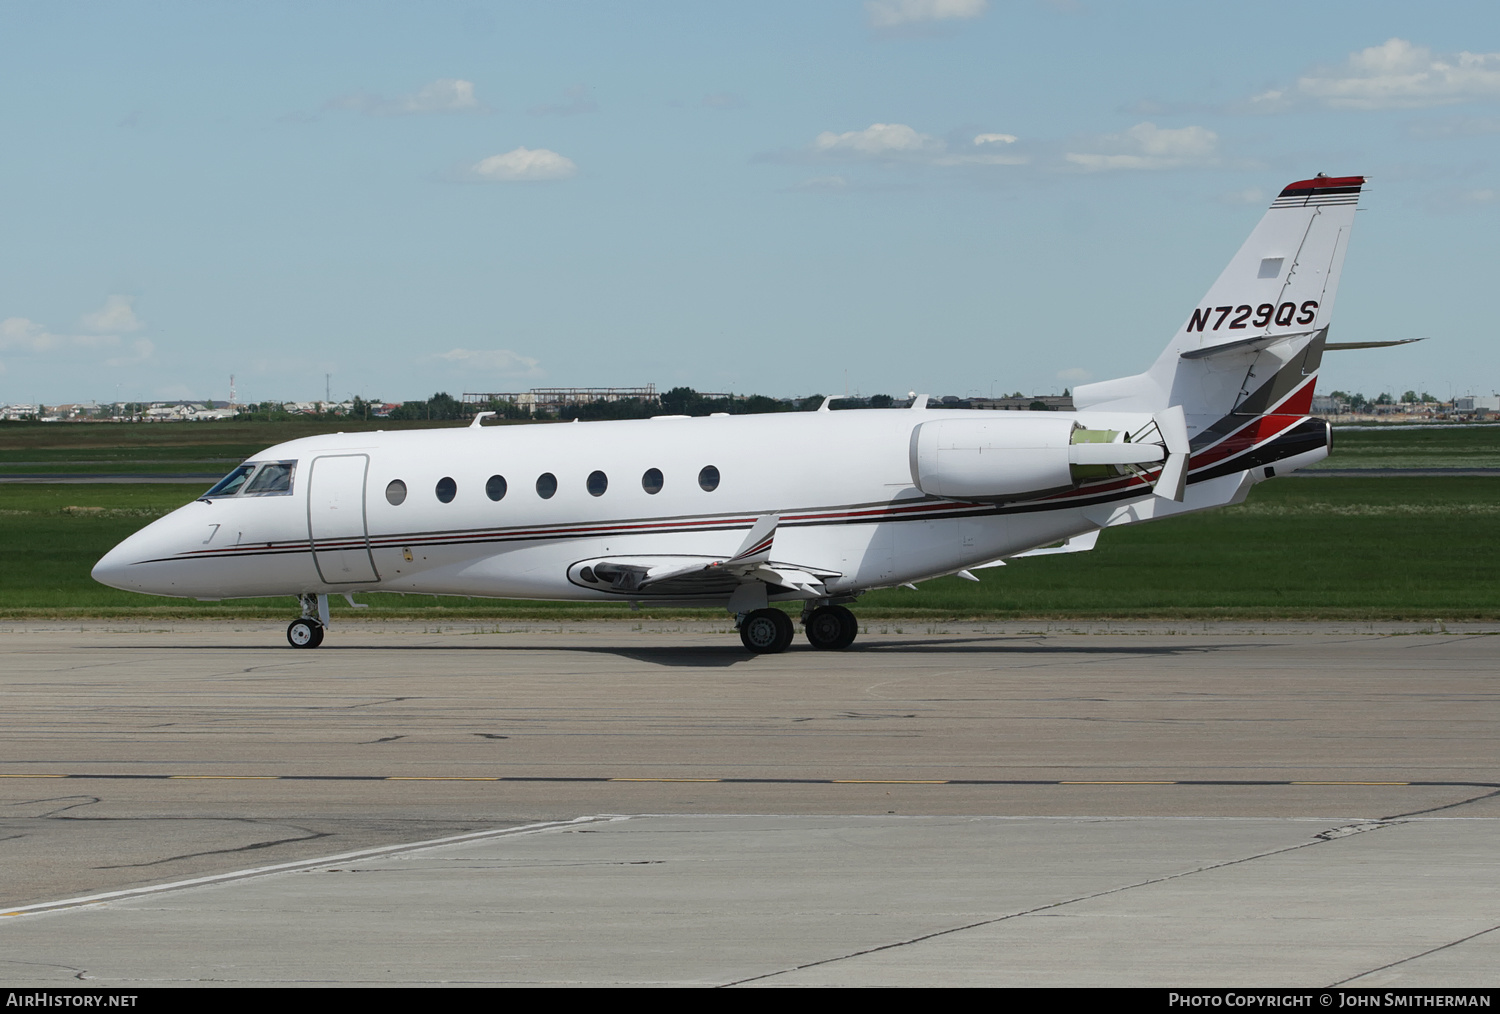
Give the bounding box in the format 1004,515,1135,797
202,460,297,499
243,460,296,496
203,465,255,498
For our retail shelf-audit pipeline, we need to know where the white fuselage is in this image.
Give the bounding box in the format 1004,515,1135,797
93,407,1245,606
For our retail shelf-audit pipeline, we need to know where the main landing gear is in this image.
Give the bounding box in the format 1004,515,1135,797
738,608,795,653
803,604,858,650
287,593,328,649
736,604,860,654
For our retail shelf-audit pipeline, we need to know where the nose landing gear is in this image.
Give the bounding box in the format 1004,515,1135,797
287,617,324,648
287,593,329,649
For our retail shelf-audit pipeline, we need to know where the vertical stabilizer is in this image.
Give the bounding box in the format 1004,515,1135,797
1074,175,1363,424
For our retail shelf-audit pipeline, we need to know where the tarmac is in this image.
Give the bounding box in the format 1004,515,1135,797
1,619,1496,987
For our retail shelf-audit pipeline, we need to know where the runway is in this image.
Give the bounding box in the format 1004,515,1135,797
1,620,1496,986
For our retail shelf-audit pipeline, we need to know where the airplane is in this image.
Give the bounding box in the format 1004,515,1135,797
94,173,1388,652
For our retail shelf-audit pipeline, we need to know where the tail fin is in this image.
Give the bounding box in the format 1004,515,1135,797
1074,174,1363,429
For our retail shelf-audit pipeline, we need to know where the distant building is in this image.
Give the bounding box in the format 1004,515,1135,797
969,394,1075,411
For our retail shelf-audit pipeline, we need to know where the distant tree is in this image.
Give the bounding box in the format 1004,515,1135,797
387,392,464,421
1402,390,1419,404
1374,392,1394,406
869,393,894,408
1421,391,1436,402
738,395,790,415
799,394,825,412
1029,400,1051,411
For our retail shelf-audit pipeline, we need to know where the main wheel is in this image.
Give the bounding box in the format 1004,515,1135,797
287,618,324,649
805,605,858,650
740,608,794,653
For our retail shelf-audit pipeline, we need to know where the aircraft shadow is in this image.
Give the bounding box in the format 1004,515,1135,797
139,637,1235,669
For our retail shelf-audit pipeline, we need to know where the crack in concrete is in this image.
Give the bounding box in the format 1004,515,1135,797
718,821,1397,987
1332,920,1500,987
1381,787,1500,820
3,796,101,819
94,823,333,869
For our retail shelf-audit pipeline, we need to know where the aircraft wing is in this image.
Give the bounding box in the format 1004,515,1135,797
573,515,839,598
971,529,1101,571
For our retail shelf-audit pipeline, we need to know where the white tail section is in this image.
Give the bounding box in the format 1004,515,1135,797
1074,175,1363,422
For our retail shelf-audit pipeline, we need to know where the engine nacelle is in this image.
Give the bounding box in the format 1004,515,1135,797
909,416,1167,502
909,416,1078,502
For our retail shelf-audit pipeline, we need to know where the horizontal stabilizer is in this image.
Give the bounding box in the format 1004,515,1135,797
1324,338,1427,351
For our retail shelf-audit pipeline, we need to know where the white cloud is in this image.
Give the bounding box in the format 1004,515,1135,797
803,123,1027,169
1254,39,1500,111
468,147,578,182
814,122,940,157
432,348,543,377
1065,122,1219,171
866,0,987,29
329,78,483,116
0,317,122,354
80,294,143,334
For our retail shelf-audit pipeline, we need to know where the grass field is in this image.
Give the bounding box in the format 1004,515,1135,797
1306,423,1500,470
3,419,1498,473
3,477,1495,621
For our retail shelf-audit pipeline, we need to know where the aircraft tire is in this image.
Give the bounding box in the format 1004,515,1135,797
832,605,858,649
805,605,857,650
740,608,793,653
287,618,324,649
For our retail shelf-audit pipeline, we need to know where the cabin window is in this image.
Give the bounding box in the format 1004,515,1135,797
587,470,608,496
698,465,720,492
486,475,508,501
435,476,457,503
385,480,407,505
243,460,296,496
203,464,255,498
536,472,557,499
642,468,664,494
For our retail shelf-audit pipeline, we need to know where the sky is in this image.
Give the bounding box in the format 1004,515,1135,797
1,0,1497,406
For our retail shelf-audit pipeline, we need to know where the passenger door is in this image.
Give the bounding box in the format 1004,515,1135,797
307,454,380,584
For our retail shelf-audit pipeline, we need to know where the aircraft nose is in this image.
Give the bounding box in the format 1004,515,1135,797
92,538,141,591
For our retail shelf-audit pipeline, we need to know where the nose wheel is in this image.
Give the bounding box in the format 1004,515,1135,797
287,593,329,648
287,617,325,648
